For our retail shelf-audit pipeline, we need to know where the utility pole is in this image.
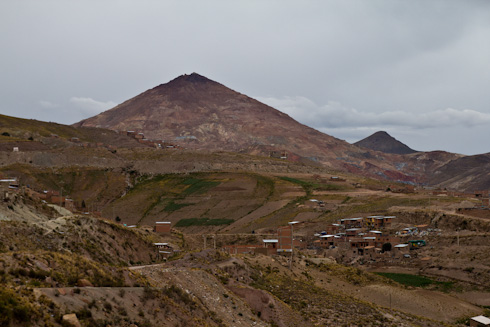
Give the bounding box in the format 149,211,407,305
288,221,299,270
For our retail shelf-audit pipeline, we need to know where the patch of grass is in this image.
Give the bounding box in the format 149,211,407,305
375,272,433,287
181,178,220,196
280,176,313,190
0,287,33,325
341,196,352,204
163,200,192,213
315,262,384,286
254,174,275,200
175,218,234,227
279,176,343,196
375,272,454,291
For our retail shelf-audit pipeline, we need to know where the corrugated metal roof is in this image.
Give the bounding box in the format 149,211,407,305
471,316,490,325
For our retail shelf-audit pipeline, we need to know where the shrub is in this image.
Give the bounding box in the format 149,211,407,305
103,301,112,312
0,287,32,325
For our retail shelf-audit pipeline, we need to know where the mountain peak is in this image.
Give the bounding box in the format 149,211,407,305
150,73,226,95
354,131,417,155
176,72,212,83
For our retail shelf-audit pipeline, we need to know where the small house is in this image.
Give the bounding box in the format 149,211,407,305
259,239,278,255
277,225,293,253
154,221,171,234
340,217,363,229
470,315,490,327
222,244,260,255
153,243,173,259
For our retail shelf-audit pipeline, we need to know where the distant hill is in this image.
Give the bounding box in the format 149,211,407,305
428,153,490,191
0,113,145,150
354,131,417,155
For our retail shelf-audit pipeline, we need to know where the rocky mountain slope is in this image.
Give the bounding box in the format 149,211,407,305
428,153,490,191
354,131,417,154
74,73,432,183
73,73,490,191
0,71,487,191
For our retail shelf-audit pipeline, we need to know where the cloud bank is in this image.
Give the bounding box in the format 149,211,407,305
256,96,490,130
69,97,117,117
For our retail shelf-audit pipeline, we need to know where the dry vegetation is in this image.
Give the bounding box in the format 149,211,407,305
1,119,489,326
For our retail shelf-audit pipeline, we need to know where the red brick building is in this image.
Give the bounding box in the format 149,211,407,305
154,221,171,234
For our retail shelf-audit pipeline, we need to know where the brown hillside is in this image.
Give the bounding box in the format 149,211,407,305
74,73,433,182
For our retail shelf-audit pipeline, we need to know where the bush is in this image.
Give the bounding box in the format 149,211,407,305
103,301,112,312
0,288,32,325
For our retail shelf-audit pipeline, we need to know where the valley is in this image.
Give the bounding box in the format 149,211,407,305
0,74,489,326
1,146,489,326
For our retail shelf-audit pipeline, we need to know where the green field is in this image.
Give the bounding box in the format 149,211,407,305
175,218,234,227
375,272,454,291
375,273,433,287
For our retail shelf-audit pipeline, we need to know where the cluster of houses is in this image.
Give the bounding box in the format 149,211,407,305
217,215,432,262
24,187,76,211
0,177,20,201
311,216,410,258
152,221,174,259
222,223,304,255
312,216,436,263
432,189,490,207
120,131,180,149
61,130,182,151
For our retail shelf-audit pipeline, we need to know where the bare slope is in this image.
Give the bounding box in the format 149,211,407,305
428,153,490,190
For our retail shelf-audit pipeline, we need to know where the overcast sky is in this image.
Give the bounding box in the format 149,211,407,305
1,1,490,155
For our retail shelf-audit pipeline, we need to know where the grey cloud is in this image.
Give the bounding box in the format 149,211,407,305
256,96,490,130
1,1,490,154
69,97,117,117
39,101,59,109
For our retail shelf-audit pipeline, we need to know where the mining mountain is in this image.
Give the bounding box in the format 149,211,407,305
74,73,448,184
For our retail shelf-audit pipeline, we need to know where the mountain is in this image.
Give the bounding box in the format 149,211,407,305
74,73,426,181
72,73,490,190
428,153,490,191
354,131,417,155
75,73,346,157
